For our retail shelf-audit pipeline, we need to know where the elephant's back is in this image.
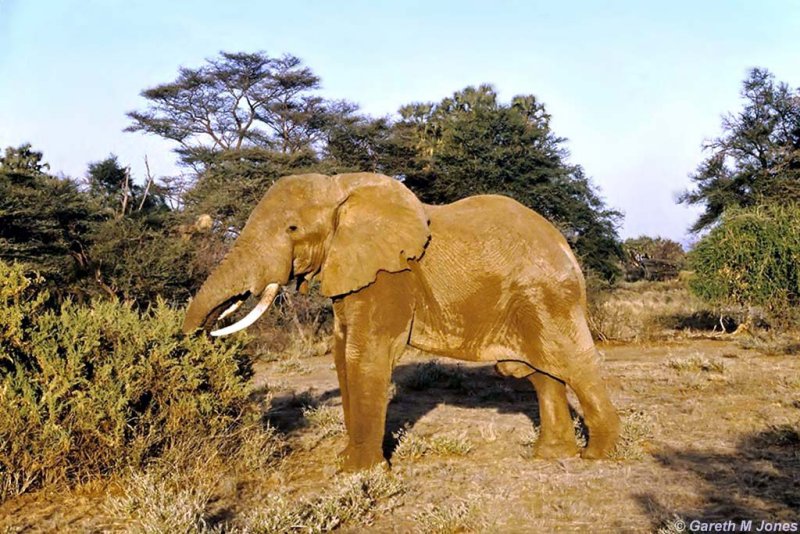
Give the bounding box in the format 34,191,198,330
423,195,575,263
421,194,585,294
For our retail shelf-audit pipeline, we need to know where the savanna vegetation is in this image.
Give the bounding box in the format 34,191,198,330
1,53,799,531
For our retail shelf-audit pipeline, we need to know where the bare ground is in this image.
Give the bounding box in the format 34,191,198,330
2,337,799,532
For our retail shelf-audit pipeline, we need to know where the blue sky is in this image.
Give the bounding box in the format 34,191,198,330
1,1,798,243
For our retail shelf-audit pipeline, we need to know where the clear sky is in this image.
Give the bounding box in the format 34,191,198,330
1,1,798,243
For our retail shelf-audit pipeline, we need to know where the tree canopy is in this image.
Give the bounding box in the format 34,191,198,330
681,68,800,232
0,145,95,285
86,155,168,218
126,52,327,167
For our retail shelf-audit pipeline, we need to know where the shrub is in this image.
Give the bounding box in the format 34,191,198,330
0,261,48,351
87,216,197,305
0,260,256,500
622,236,685,282
688,204,800,325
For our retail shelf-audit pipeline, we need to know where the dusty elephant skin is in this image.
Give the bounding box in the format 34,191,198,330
183,172,621,470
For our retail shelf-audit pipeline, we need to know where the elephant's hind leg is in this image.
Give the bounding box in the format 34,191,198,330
522,302,620,459
528,372,580,458
558,335,620,459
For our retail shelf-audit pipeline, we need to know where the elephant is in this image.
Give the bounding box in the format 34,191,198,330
183,172,621,471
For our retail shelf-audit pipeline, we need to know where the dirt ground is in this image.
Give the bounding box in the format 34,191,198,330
2,337,799,532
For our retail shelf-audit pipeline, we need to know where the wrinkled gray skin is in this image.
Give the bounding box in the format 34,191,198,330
184,172,620,471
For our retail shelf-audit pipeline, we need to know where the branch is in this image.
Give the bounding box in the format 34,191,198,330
120,167,131,217
138,156,155,212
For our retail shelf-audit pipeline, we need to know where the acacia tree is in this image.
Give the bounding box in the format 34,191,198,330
126,51,325,166
681,68,800,232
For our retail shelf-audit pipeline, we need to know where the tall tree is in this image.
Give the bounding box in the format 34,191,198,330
0,144,50,175
680,68,800,232
0,145,95,285
126,51,325,166
322,101,387,173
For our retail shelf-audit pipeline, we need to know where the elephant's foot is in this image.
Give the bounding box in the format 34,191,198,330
581,429,620,459
533,439,580,459
339,444,388,472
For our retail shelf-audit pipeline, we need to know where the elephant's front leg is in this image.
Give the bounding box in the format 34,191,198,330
332,271,415,472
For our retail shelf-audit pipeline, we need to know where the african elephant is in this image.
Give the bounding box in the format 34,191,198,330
183,172,621,470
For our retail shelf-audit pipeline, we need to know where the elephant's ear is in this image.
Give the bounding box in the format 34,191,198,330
319,181,430,297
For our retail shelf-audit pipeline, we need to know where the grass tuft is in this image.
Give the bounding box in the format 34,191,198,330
412,499,481,534
666,355,726,373
277,356,312,375
611,410,655,460
302,405,346,438
238,467,404,533
104,471,215,533
393,428,473,460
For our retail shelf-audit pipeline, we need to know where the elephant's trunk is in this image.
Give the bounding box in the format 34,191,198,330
182,231,294,334
183,251,254,334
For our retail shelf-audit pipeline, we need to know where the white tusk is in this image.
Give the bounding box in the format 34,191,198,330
211,283,280,337
218,300,244,321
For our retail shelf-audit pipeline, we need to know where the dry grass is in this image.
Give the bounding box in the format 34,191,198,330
276,356,313,375
611,410,656,461
262,337,332,363
588,279,725,342
666,355,726,373
236,467,404,533
412,498,482,533
5,295,800,532
736,332,800,355
393,428,473,460
302,405,346,438
104,470,216,533
518,426,540,448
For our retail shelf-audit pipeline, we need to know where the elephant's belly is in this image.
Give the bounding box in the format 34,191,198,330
408,307,527,363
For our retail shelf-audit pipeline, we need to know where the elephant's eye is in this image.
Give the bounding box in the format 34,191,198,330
287,225,298,233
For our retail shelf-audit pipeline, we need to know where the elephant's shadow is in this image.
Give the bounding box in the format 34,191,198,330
263,360,580,460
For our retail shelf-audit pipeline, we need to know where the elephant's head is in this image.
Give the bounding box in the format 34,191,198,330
182,173,431,336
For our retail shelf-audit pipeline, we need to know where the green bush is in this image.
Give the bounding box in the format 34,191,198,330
0,261,255,500
88,216,197,305
688,204,800,324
